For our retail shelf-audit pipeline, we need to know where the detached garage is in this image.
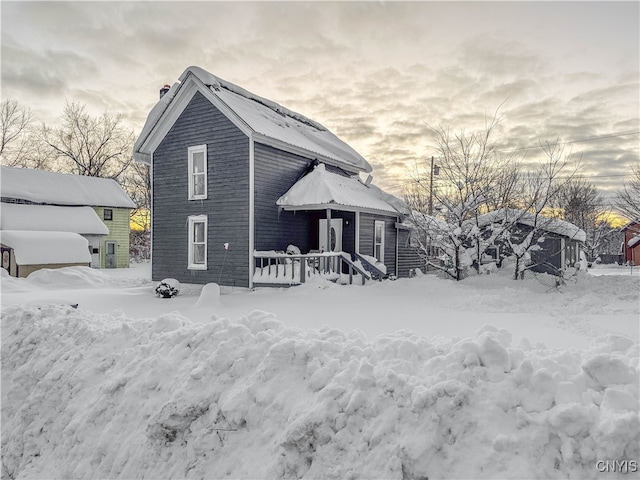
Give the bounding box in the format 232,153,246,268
0,231,91,278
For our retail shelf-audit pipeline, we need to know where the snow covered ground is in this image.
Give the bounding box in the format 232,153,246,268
1,263,638,479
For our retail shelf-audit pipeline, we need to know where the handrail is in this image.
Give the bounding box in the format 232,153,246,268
337,252,371,281
354,252,387,280
253,250,370,285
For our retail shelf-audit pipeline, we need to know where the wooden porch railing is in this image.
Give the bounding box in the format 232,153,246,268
253,251,370,286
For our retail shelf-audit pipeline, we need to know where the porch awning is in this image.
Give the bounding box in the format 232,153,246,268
276,163,399,215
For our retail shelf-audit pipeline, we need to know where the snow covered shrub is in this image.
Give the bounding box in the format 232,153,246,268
155,278,180,298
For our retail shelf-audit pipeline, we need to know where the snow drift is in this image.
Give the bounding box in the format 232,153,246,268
2,302,638,479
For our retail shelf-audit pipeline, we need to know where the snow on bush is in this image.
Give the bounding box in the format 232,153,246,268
155,278,181,298
2,305,637,479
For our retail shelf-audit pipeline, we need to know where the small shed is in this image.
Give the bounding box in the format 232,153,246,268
621,221,640,265
0,230,91,278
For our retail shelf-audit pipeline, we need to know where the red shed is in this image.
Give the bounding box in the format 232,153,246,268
621,221,640,265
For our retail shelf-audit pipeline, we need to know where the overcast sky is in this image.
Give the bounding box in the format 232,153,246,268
2,1,638,197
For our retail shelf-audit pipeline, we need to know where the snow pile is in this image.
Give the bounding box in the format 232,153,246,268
2,305,638,479
1,266,150,293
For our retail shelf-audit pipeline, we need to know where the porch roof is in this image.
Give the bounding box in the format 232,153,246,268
276,164,399,215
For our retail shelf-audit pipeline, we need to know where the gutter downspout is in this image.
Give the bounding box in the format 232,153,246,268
249,136,255,289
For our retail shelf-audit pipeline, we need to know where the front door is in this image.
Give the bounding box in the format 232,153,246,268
105,241,117,268
319,219,343,252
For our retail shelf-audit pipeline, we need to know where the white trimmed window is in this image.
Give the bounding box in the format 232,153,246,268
188,145,207,200
188,215,207,269
374,220,385,262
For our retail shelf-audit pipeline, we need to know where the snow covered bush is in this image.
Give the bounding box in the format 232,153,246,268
155,278,180,298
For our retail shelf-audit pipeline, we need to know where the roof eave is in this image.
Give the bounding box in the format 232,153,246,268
277,203,399,217
254,134,371,174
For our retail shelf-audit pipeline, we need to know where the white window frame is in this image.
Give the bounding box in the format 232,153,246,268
188,215,208,270
374,220,385,263
188,144,207,200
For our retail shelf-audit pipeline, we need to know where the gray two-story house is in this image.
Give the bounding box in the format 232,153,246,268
134,66,414,288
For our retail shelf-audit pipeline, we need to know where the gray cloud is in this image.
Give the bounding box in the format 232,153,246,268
2,1,637,199
2,39,98,98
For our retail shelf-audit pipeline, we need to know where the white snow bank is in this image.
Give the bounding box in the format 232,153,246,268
1,203,109,235
0,231,90,265
2,305,638,479
1,266,150,292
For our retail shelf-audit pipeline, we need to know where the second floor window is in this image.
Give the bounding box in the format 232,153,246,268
103,208,113,221
188,145,207,200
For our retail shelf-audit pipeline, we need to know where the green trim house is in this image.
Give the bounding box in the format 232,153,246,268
0,166,136,271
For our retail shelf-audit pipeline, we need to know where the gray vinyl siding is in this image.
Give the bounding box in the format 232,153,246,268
152,91,250,287
358,213,399,276
397,229,426,278
253,143,360,254
253,143,315,252
530,236,563,275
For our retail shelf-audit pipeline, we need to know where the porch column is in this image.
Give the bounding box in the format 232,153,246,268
326,208,332,252
355,211,360,254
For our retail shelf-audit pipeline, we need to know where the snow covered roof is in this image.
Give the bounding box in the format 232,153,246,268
0,230,91,265
134,66,372,173
0,166,136,208
1,204,109,235
474,208,587,242
276,164,399,215
403,210,449,232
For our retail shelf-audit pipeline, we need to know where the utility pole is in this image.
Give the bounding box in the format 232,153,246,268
428,156,439,215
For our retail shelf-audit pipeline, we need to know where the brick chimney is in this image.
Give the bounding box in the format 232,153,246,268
159,84,171,99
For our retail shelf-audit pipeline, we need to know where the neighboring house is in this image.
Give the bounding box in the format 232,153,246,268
0,166,136,272
621,221,640,265
133,66,411,288
474,209,586,276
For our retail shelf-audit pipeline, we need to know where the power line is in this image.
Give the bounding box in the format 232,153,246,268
377,130,639,190
494,130,640,154
383,172,634,190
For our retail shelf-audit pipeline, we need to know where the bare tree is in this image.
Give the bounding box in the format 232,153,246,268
41,101,134,179
123,161,151,231
556,177,607,261
404,110,520,280
504,139,579,279
0,99,36,167
615,167,640,222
